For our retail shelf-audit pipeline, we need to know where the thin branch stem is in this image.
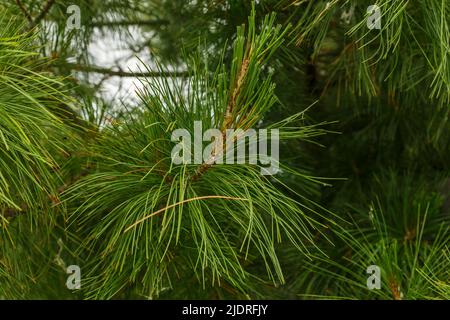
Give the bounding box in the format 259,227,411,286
63,63,189,78
91,19,170,28
124,195,247,232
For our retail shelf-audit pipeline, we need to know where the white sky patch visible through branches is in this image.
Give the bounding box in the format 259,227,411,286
86,26,149,104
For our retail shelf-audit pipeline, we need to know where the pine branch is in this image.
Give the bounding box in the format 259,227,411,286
190,10,285,182
62,8,326,299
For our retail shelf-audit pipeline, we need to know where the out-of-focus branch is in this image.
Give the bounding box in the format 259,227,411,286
64,63,189,78
29,0,56,29
3,204,28,219
14,0,33,23
15,0,56,29
91,19,170,28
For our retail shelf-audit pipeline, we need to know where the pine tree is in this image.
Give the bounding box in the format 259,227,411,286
0,0,448,300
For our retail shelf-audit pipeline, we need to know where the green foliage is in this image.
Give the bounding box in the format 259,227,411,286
291,171,449,299
0,0,448,300
0,9,81,299
0,13,64,211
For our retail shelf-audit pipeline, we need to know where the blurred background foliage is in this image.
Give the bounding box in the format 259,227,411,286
0,0,448,299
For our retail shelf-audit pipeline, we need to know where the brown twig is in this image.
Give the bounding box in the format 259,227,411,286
15,0,57,30
388,278,403,300
15,0,33,23
223,49,252,130
191,48,253,182
28,0,56,29
91,19,170,28
62,63,189,78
